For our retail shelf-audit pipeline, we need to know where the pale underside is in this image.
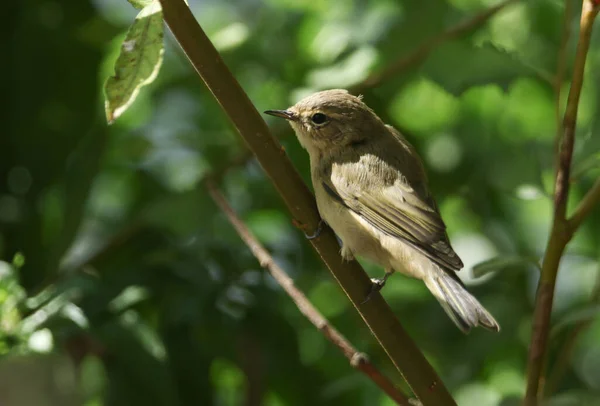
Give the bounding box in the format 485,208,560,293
315,177,435,279
312,140,463,282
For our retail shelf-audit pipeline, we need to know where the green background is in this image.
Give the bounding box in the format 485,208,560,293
2,0,600,405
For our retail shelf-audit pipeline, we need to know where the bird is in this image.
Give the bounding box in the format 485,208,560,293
264,89,500,333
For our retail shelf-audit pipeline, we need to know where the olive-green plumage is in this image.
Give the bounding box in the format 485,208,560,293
265,89,499,333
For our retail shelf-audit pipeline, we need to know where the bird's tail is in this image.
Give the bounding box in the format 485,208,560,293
424,270,500,333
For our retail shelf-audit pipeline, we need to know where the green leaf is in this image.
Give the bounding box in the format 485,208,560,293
389,77,461,134
573,152,600,180
423,42,544,95
245,210,293,246
498,78,555,141
104,1,164,124
128,0,154,9
307,47,378,89
96,319,179,405
472,255,540,277
12,252,25,269
56,125,108,272
550,304,600,338
308,281,347,319
108,286,150,313
80,355,107,401
545,392,600,406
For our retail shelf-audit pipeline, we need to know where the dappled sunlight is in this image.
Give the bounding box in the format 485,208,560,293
3,0,600,404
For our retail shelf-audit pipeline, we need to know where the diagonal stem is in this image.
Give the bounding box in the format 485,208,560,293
206,181,412,406
159,0,456,404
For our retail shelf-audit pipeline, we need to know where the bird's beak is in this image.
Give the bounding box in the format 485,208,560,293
264,109,297,121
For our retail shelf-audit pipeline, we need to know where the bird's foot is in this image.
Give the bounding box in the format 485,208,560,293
340,245,354,261
304,219,325,240
361,272,393,304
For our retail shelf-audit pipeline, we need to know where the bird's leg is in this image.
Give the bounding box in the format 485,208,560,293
340,244,354,261
304,218,325,240
361,268,394,304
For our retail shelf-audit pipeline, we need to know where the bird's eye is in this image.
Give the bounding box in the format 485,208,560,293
311,113,327,125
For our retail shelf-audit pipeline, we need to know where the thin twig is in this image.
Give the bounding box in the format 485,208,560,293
524,2,600,404
538,0,576,390
554,2,599,219
206,181,412,406
159,1,455,403
353,0,520,92
553,0,574,162
568,178,600,231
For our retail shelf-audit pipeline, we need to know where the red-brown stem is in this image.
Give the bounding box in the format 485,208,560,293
207,181,411,406
160,0,456,403
524,2,600,404
553,0,574,162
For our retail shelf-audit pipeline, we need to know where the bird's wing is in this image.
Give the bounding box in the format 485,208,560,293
322,154,463,272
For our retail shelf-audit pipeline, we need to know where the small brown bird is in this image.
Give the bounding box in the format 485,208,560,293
265,89,499,333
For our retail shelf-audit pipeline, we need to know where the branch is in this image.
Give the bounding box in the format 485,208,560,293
353,0,520,92
553,0,574,161
554,2,599,219
206,181,412,406
524,2,600,404
159,0,455,403
568,178,600,231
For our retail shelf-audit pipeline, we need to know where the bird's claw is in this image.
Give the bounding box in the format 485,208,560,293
361,272,394,304
361,277,387,304
305,219,325,240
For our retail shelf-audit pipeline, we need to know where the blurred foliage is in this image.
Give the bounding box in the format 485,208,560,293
2,0,600,405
